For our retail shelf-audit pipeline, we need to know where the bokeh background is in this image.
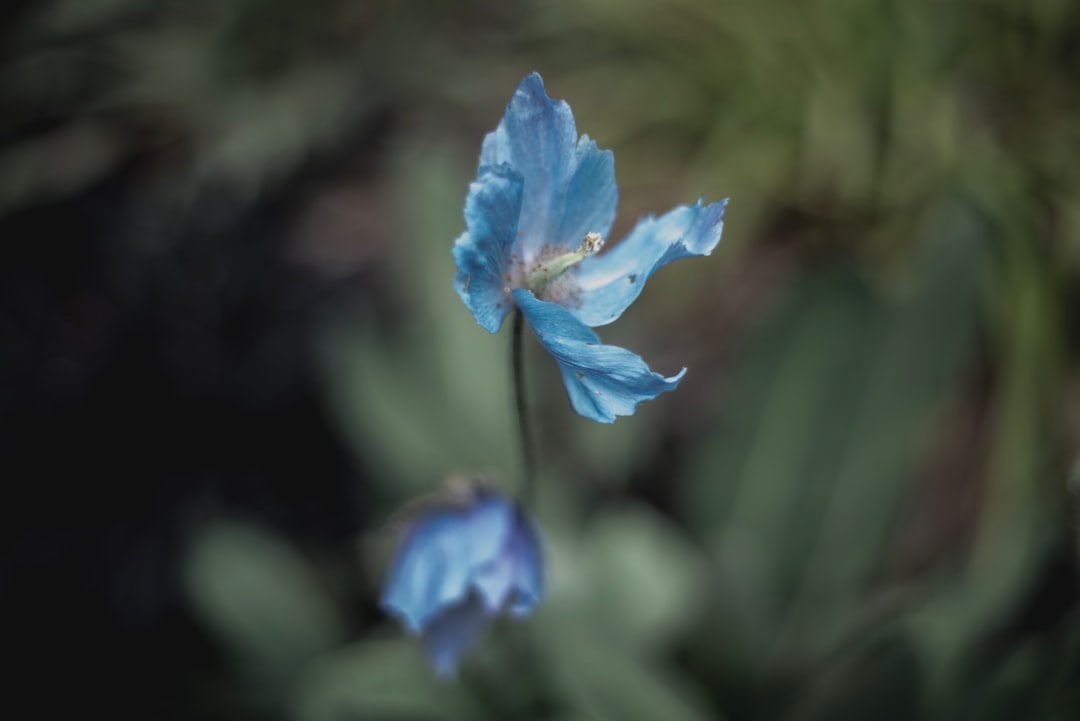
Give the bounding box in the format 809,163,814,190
3,0,1079,719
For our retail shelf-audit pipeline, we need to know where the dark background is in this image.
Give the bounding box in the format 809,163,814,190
2,1,1078,719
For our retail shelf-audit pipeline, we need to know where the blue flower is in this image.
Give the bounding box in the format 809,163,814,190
453,72,727,423
379,488,543,677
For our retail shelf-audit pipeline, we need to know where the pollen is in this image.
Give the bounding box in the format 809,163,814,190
582,232,604,254
524,231,605,304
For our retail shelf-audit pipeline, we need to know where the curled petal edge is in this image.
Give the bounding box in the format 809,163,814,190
513,288,685,423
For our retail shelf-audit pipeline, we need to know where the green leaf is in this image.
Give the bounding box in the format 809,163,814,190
184,521,346,675
680,198,984,658
579,504,708,650
320,147,517,500
783,630,921,721
552,629,721,721
0,122,122,215
291,639,480,721
908,191,1064,693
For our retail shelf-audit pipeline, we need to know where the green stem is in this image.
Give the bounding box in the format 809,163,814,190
511,309,536,503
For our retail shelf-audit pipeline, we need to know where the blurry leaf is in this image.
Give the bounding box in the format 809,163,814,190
681,260,886,626
291,639,480,721
585,504,708,649
679,535,779,711
909,186,1063,692
0,123,122,215
963,150,1063,616
681,198,984,659
185,521,346,674
321,147,516,499
799,81,877,206
567,403,663,489
540,502,708,653
784,201,984,624
323,324,478,498
553,628,721,721
195,63,360,194
784,630,921,721
38,0,153,33
933,618,1080,721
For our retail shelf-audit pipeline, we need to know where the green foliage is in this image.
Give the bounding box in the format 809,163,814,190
293,639,482,721
321,148,518,501
6,0,1078,718
185,521,347,677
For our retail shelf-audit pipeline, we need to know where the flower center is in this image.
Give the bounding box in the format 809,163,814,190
525,232,604,294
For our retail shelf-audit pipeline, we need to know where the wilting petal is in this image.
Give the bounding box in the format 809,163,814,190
571,198,727,327
452,164,525,333
421,593,491,678
479,73,617,263
513,289,685,423
380,497,513,631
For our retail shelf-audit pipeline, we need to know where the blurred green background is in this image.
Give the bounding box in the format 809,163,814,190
2,0,1078,719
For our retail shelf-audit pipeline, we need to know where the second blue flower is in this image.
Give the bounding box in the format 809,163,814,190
380,488,543,677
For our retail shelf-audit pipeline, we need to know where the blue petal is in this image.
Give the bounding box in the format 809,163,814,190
513,289,686,423
571,198,727,327
463,495,517,567
470,508,545,615
480,73,617,263
379,512,466,632
421,593,491,678
471,552,515,613
507,510,544,616
452,164,525,333
380,497,513,632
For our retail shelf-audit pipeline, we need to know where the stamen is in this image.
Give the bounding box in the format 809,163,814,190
581,231,604,253
527,232,604,291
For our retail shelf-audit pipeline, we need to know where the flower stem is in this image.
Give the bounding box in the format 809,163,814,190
511,309,536,503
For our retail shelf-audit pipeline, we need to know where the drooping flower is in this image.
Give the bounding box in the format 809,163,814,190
453,72,727,423
379,486,543,677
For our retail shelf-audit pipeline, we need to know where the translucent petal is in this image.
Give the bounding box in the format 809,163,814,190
513,289,685,423
379,497,513,631
571,198,727,327
471,552,515,612
378,512,465,632
452,164,524,333
480,73,617,264
471,507,545,615
464,495,517,568
507,510,544,616
421,593,491,678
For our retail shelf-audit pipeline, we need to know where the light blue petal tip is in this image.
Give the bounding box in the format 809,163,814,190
520,71,546,92
570,196,728,327
514,289,685,422
381,601,432,636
